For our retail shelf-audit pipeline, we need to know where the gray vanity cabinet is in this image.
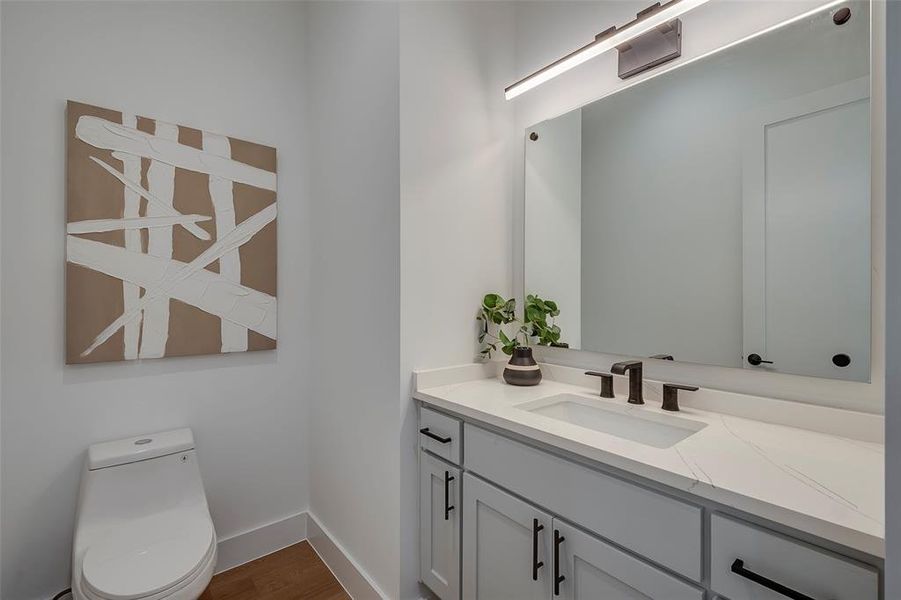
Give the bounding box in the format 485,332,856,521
462,473,552,600
418,405,881,600
420,451,461,600
462,473,704,600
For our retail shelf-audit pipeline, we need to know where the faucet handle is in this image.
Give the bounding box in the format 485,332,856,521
584,371,615,398
661,383,698,412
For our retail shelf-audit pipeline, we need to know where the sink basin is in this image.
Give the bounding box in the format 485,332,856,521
516,393,706,449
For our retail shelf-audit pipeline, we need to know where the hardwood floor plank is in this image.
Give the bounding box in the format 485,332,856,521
200,541,349,600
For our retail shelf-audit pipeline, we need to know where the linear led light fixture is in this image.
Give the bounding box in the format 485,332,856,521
505,0,712,100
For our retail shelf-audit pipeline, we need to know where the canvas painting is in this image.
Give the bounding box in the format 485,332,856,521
66,100,277,364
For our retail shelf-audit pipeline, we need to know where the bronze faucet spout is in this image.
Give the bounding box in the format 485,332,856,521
610,360,644,404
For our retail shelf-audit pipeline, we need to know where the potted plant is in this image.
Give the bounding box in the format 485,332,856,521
477,293,564,386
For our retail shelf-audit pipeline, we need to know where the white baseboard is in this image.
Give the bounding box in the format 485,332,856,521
307,513,387,600
215,511,309,573
213,509,384,600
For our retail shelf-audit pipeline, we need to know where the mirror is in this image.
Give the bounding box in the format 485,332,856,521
524,2,871,382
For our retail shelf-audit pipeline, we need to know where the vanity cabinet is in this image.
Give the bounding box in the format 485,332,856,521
464,422,703,581
420,451,461,600
461,473,703,600
418,404,881,600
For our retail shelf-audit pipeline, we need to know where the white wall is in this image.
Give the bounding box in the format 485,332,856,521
883,0,899,596
0,3,311,599
399,2,515,597
306,3,401,598
513,0,886,413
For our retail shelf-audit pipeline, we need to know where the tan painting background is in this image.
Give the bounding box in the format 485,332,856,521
66,100,277,364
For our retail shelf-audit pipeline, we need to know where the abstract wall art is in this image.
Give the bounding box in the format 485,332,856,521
66,101,277,364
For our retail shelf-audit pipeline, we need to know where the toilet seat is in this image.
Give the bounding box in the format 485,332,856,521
81,511,214,600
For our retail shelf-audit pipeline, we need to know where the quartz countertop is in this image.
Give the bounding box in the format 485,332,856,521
413,363,884,558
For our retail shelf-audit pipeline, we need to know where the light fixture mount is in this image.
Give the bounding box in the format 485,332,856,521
616,15,682,79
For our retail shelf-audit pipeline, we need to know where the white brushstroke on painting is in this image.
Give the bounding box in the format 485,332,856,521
91,156,210,241
139,121,178,359
76,116,277,191
67,236,277,337
203,131,247,352
121,113,141,359
79,203,277,357
67,214,211,234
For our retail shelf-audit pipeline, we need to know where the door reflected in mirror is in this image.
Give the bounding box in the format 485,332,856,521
524,1,870,382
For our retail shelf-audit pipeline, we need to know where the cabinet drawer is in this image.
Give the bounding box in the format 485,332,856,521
464,424,702,581
710,513,878,600
420,406,462,465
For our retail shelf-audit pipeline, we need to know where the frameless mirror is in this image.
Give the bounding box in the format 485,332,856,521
524,2,871,382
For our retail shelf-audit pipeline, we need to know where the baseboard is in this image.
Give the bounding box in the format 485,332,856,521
213,510,385,600
306,513,387,600
215,511,309,573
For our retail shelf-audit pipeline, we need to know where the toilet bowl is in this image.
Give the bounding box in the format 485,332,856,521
72,429,217,600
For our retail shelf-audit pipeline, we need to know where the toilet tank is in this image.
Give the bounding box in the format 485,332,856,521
75,429,210,531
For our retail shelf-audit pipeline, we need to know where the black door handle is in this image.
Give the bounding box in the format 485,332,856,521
553,529,565,596
731,559,817,600
420,427,452,444
443,471,454,520
747,353,774,366
532,519,544,581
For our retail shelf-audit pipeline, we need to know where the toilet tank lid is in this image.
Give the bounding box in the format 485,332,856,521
88,428,195,470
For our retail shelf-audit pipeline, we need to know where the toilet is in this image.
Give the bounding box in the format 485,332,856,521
72,429,217,600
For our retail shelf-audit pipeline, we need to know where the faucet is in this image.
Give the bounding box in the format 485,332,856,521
610,360,643,405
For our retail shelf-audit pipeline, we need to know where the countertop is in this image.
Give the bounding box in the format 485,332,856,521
413,363,884,558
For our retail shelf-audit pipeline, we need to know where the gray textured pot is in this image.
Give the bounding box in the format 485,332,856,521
503,347,542,386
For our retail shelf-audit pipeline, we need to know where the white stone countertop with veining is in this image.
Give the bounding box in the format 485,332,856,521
413,362,884,558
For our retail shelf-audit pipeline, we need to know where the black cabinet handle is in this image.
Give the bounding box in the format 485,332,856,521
532,519,545,581
420,427,452,444
553,529,565,596
443,471,455,520
731,559,817,600
747,353,774,366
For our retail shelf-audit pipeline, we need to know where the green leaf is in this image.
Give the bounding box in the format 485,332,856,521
525,306,544,324
483,293,501,309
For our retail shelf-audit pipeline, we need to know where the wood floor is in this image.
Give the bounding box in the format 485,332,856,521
200,542,350,600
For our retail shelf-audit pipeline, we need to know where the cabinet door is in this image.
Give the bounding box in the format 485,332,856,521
420,451,460,600
552,519,703,600
462,473,551,600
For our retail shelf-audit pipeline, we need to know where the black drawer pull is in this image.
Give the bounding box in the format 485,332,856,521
443,471,455,520
532,518,544,581
420,427,452,444
731,559,817,600
553,529,565,596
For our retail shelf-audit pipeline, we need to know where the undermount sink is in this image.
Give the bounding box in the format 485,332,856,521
516,393,706,449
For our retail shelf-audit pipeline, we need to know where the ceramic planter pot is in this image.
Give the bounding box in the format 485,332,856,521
503,347,542,386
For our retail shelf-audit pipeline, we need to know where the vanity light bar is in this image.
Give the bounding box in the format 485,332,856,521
504,0,712,100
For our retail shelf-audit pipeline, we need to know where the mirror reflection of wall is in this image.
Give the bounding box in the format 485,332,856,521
524,1,870,382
